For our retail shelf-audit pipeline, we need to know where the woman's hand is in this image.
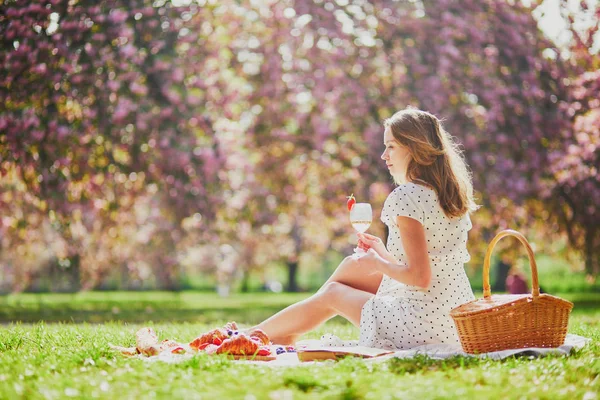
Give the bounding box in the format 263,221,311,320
357,233,388,257
356,248,385,273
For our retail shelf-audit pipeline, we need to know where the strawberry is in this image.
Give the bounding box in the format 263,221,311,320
198,343,210,350
257,348,271,356
346,194,356,211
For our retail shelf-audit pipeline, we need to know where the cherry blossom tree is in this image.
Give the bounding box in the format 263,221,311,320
1,0,598,292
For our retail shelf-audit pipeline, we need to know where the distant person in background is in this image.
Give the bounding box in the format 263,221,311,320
505,268,528,294
493,254,512,292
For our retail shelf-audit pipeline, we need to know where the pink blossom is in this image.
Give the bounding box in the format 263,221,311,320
109,9,129,24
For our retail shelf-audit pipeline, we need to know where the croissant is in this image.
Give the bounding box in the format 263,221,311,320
247,328,270,345
189,328,229,350
216,334,259,356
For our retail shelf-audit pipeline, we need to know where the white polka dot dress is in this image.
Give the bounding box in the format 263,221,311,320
323,182,475,350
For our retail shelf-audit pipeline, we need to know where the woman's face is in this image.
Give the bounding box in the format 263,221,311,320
381,126,412,183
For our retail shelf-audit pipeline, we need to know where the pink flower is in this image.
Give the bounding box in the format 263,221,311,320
34,63,47,74
109,9,128,24
130,81,148,96
107,80,120,92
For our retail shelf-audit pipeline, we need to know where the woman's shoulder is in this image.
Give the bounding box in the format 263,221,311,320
388,181,435,199
382,182,433,223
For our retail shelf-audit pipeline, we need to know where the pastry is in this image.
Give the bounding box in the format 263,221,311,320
216,333,259,356
115,325,272,359
247,328,270,345
189,328,228,350
223,321,238,331
136,327,161,356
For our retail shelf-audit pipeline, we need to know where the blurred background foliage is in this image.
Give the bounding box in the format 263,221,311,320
0,0,598,294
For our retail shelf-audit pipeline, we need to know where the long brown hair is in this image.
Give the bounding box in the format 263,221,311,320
384,108,478,218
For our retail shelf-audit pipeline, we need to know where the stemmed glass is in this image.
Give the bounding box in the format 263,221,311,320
349,203,372,253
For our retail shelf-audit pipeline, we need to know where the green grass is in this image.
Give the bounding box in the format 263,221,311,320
1,291,599,324
0,291,311,323
0,293,599,399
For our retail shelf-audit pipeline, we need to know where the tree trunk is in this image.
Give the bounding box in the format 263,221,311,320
585,226,599,277
287,221,303,292
286,261,299,292
69,254,81,292
240,268,249,293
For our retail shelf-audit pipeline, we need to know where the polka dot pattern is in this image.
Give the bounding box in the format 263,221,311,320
357,183,475,350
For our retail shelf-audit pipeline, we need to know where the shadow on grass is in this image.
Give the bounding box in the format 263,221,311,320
0,291,312,324
1,291,598,325
0,306,288,324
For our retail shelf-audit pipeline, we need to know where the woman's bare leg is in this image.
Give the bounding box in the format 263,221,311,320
249,255,382,344
252,282,374,345
318,255,383,295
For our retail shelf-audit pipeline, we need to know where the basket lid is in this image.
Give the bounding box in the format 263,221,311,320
450,294,533,317
450,293,573,318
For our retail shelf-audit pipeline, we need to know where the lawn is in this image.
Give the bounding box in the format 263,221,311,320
0,292,599,399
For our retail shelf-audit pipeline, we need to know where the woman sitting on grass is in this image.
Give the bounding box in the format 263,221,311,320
250,108,479,350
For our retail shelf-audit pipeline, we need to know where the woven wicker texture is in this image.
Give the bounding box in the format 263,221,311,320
450,230,573,354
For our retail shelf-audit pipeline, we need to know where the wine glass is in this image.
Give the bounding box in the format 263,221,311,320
349,203,372,253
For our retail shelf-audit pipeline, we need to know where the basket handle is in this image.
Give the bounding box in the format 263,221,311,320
483,229,540,299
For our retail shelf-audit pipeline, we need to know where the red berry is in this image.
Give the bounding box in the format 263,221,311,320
198,343,210,350
346,194,356,211
257,348,271,356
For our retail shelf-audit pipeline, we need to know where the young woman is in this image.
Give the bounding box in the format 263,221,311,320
250,108,478,349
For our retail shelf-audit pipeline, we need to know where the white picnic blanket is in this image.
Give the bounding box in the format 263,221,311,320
373,333,590,362
137,334,590,366
240,334,590,367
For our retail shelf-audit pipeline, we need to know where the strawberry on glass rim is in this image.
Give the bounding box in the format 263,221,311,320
346,194,356,211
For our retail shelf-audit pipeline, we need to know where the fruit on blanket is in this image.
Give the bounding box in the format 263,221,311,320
197,343,210,351
257,348,271,356
347,194,356,211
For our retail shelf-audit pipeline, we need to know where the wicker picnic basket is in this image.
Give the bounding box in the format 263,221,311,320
450,229,573,354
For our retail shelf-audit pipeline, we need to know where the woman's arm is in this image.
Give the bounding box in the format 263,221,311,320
356,232,398,264
370,216,431,289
